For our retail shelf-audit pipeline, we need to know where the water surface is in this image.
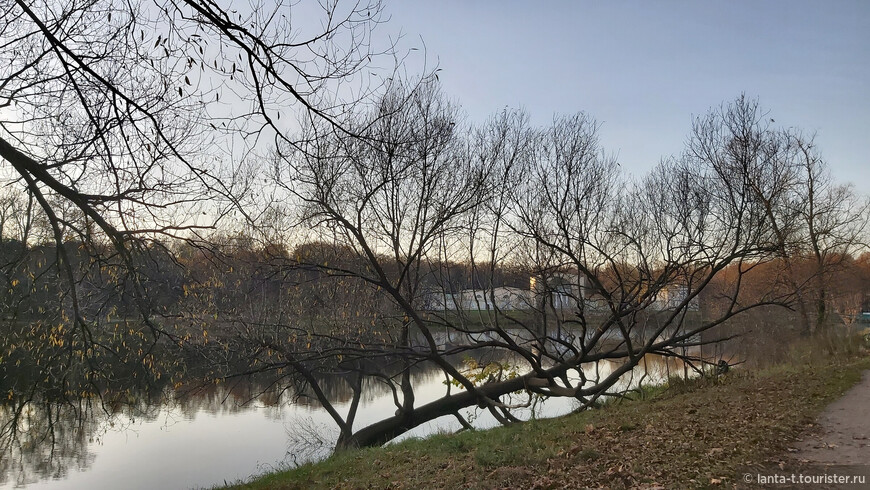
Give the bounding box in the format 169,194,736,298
1,354,687,489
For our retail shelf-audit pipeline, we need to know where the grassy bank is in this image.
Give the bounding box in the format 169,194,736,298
228,345,869,489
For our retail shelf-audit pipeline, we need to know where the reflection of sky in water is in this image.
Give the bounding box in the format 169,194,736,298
6,406,292,490
2,355,686,489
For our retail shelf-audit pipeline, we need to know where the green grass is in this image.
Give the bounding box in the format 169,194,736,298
227,339,870,489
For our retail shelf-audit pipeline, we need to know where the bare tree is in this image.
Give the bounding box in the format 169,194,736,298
3,0,866,465
262,78,496,447
218,91,815,450
0,0,391,364
0,1,396,461
790,136,869,329
687,95,869,333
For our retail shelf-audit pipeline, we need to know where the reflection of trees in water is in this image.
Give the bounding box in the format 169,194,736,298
183,358,450,411
0,350,518,486
294,362,448,408
581,354,695,395
0,382,253,487
0,369,385,486
219,351,693,414
0,394,167,487
0,316,176,487
0,399,95,487
173,380,285,419
0,349,695,487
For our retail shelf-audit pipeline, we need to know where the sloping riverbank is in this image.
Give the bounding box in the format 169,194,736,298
227,352,870,489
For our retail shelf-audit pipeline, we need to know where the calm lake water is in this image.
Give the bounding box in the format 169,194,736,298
1,354,688,489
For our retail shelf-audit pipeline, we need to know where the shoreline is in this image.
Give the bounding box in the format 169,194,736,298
226,347,870,489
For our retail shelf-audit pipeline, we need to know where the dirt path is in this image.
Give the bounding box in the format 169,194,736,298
794,370,870,465
785,369,870,488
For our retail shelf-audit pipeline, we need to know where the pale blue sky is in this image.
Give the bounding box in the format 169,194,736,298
384,1,869,188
